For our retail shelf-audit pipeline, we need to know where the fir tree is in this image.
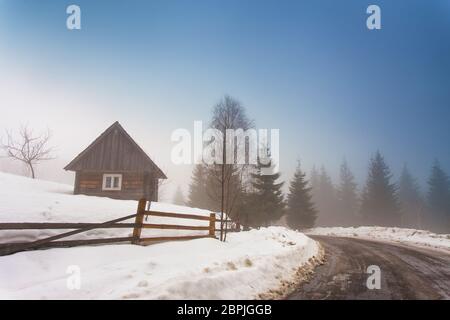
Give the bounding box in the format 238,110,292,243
309,165,320,205
248,164,285,227
310,165,320,192
187,164,215,210
286,162,317,229
337,159,359,226
427,160,450,233
398,164,423,228
360,151,400,227
315,166,338,226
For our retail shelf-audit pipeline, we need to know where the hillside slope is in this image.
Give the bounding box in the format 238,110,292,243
0,172,320,299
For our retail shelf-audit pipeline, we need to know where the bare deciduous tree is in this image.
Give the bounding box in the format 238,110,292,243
1,125,55,179
208,95,253,241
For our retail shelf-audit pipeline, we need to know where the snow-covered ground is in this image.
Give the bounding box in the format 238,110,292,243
0,172,225,242
0,172,320,299
0,227,319,299
308,226,450,251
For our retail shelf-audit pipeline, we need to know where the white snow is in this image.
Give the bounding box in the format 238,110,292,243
308,226,450,251
0,227,318,299
0,172,320,299
0,171,226,242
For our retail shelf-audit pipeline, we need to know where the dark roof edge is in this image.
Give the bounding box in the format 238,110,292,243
64,121,167,179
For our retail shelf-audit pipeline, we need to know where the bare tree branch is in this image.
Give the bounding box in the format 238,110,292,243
1,125,56,179
208,95,254,241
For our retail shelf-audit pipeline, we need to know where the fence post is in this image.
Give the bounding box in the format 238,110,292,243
209,213,216,238
133,198,147,245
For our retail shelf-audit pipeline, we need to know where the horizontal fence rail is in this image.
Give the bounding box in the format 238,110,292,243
0,214,138,256
0,237,134,252
145,210,211,221
142,223,210,231
0,222,137,230
0,198,239,256
140,235,214,243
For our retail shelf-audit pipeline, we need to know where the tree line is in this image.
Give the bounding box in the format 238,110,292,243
179,95,450,234
310,154,450,234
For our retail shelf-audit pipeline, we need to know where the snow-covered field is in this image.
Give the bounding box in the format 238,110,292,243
0,172,225,242
0,227,319,299
308,226,450,251
0,172,320,299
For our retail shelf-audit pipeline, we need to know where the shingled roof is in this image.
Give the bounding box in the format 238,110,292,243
64,121,167,179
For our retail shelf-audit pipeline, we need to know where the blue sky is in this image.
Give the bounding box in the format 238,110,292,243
0,0,449,197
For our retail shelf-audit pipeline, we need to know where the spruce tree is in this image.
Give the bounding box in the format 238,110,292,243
310,165,320,193
248,164,285,227
360,151,400,227
286,162,317,229
398,164,423,228
337,160,359,226
315,166,338,226
187,164,215,210
427,160,450,233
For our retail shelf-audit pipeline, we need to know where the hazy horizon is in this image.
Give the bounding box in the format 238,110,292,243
1,0,450,201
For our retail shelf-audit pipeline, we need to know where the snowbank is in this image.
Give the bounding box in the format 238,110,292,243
308,226,450,251
0,172,320,299
0,227,319,299
0,172,225,242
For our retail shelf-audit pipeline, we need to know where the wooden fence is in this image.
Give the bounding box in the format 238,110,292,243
0,199,237,256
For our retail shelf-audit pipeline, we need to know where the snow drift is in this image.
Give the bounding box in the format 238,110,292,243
0,172,320,299
309,226,450,251
0,172,226,243
0,227,319,299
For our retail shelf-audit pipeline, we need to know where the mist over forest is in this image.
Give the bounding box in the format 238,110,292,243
180,96,450,234
1,92,449,234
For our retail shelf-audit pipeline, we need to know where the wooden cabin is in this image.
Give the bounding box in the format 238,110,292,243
64,122,166,201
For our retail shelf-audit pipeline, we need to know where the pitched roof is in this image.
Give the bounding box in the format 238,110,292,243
64,121,167,179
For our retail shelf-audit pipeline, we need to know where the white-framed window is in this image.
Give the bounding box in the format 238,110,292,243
102,174,122,191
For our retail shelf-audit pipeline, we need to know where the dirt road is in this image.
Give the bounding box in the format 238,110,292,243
288,236,450,299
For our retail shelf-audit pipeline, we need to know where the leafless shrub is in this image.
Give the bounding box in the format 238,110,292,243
1,125,55,179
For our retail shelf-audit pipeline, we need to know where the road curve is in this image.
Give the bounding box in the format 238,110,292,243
288,236,450,300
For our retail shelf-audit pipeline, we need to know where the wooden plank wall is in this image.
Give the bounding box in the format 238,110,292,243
75,171,155,200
